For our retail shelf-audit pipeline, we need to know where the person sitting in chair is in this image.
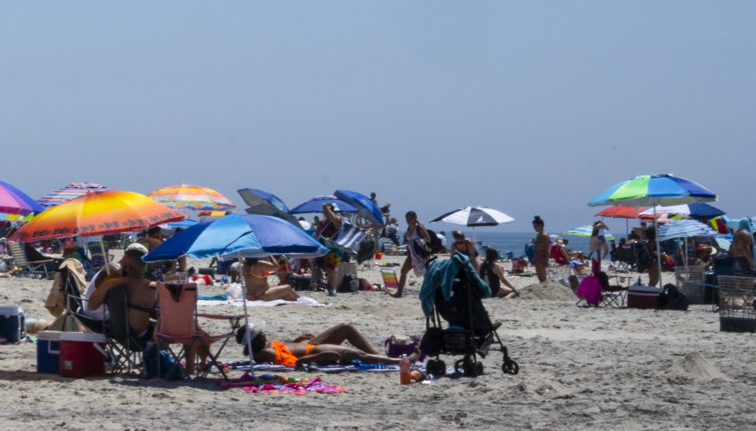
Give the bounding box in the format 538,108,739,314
242,257,299,301
239,323,419,367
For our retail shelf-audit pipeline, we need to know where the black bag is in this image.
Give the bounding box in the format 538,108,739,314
636,249,652,273
658,283,689,311
419,327,444,356
337,274,359,293
411,238,432,260
425,229,444,254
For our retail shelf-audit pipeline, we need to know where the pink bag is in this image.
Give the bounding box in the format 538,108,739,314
577,276,602,306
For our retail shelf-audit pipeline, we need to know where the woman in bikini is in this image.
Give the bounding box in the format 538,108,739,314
479,248,519,298
532,216,550,283
243,323,419,367
392,211,431,298
242,257,299,301
449,230,480,270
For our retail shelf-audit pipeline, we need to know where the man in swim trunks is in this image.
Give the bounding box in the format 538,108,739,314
243,323,419,367
314,203,343,296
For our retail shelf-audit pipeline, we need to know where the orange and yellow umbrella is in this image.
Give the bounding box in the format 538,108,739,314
148,184,235,211
10,190,184,242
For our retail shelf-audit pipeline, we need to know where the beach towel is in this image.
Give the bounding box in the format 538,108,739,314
577,275,602,306
220,361,400,373
219,373,345,394
197,296,326,307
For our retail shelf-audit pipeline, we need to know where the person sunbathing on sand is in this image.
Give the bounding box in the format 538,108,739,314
240,323,419,367
242,257,299,301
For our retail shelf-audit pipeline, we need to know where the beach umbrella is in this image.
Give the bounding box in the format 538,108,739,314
658,219,718,272
160,218,199,230
588,173,717,287
148,184,235,212
289,195,358,215
334,190,384,227
564,225,615,240
0,180,44,216
237,188,299,225
38,182,109,208
9,190,184,242
143,214,327,371
430,206,514,246
595,205,645,236
639,203,725,220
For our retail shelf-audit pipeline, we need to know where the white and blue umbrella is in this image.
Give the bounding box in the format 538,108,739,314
657,219,718,241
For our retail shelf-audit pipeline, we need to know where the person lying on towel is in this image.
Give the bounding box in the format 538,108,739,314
237,323,419,367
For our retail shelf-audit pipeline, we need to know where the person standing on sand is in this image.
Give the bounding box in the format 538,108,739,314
313,203,343,296
532,216,549,283
645,227,660,287
392,211,431,298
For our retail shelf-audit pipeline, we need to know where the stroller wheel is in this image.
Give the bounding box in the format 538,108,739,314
502,357,519,375
426,359,446,377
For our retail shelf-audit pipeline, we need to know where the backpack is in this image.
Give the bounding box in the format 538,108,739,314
425,229,444,254
658,283,689,311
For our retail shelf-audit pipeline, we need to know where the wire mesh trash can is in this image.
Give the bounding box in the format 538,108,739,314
718,275,756,333
675,265,707,304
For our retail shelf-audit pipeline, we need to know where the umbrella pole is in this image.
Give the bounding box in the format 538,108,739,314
237,254,255,374
653,203,663,288
100,236,110,276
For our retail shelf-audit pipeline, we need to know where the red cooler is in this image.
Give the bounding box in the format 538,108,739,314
59,332,107,378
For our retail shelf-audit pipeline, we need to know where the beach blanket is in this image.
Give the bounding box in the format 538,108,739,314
219,373,344,394
221,360,399,373
197,296,326,307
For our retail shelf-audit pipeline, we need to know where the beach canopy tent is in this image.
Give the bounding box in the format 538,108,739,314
237,188,298,225
588,174,717,287
639,203,725,221
143,213,327,370
334,190,385,227
289,195,357,214
0,180,44,217
565,225,615,240
10,190,184,242
148,184,235,212
37,182,109,208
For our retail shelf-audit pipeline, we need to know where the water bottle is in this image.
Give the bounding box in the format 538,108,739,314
399,354,411,385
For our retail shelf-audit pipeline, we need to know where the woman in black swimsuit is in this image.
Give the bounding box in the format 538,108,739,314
449,230,480,270
479,248,518,298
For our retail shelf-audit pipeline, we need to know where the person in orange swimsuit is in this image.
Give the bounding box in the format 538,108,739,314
241,323,419,366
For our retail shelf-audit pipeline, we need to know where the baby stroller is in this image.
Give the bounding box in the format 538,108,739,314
419,252,519,377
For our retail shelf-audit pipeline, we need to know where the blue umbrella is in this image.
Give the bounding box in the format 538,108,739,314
334,190,384,227
160,218,199,230
657,220,718,241
289,195,358,214
143,214,327,261
237,188,299,225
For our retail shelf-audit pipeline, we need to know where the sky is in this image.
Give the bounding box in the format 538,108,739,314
1,2,754,234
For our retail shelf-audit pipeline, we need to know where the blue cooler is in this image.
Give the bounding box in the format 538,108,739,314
37,331,62,373
0,305,25,343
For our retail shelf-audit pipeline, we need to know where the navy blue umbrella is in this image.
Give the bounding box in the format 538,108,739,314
334,190,384,227
289,195,358,214
237,188,298,225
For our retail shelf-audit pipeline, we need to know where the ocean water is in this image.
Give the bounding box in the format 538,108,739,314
444,230,591,257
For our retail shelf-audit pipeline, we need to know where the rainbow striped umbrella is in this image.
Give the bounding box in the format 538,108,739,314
0,180,44,216
148,184,235,211
10,190,184,242
38,182,109,208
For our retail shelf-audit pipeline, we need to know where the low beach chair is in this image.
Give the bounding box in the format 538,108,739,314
156,283,242,380
381,269,399,294
103,284,147,374
86,240,110,273
332,222,368,251
7,241,57,279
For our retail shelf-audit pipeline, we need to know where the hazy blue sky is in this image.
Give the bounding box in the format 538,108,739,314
2,2,754,234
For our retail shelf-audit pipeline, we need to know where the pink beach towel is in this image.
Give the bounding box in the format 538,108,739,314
577,275,602,306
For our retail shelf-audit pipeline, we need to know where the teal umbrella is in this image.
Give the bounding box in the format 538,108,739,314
589,174,717,287
565,225,615,240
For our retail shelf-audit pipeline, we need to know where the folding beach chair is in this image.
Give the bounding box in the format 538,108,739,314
381,269,399,294
156,283,242,380
86,240,109,273
331,222,368,252
7,241,57,279
103,284,147,374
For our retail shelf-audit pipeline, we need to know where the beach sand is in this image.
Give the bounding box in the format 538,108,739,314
1,255,755,430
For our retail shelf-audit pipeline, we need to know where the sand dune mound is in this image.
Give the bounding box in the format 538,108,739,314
517,280,576,301
671,352,730,381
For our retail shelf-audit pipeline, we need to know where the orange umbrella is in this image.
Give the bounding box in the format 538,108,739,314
10,190,184,242
594,205,645,219
148,184,235,211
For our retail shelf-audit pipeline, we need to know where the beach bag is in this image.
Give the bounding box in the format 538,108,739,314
337,274,359,293
384,334,421,358
425,229,444,254
411,238,432,260
658,283,689,311
143,343,184,380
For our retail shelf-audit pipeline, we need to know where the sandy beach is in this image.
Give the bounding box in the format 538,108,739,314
0,254,754,431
